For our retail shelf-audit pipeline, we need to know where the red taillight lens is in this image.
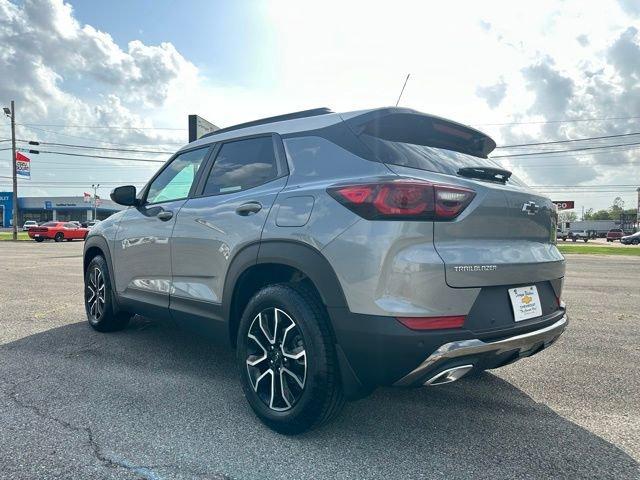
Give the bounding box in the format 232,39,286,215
328,180,474,221
397,315,466,330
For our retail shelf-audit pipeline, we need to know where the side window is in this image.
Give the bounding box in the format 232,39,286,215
202,137,279,196
64,223,76,228
146,147,209,204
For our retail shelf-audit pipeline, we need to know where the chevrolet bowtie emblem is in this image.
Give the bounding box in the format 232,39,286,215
522,201,539,215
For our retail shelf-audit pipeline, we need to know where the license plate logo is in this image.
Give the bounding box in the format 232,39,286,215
509,285,542,322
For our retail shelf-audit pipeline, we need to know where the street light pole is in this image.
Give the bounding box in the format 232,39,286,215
92,183,100,221
10,100,17,241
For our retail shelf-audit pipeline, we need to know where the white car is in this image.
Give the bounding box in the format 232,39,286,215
22,220,38,231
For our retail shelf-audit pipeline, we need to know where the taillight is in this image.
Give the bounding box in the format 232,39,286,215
327,180,474,221
397,315,466,330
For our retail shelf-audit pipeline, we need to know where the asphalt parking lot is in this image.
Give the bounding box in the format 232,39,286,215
0,241,638,480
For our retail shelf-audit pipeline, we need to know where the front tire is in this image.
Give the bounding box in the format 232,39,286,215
237,283,344,434
84,255,130,332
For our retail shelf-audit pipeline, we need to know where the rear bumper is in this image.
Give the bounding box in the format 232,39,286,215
329,306,568,393
393,314,567,386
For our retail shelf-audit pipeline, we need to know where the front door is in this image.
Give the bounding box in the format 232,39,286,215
170,135,288,329
113,146,211,315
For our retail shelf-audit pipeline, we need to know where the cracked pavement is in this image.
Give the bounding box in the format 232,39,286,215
0,241,638,479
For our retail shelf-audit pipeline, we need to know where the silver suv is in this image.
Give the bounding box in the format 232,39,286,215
83,107,568,433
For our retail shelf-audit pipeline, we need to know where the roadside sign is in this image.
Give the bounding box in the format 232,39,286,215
188,114,219,142
16,151,31,178
552,200,575,210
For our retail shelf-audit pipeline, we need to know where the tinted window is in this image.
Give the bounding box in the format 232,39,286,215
202,137,279,196
42,222,59,227
146,147,209,204
360,134,525,185
64,223,76,228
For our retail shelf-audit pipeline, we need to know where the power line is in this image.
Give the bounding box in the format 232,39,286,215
26,149,166,163
16,139,174,155
17,122,186,131
491,141,640,158
18,124,183,148
496,131,640,148
472,114,640,127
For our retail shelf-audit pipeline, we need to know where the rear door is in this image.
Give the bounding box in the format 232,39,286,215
169,134,288,326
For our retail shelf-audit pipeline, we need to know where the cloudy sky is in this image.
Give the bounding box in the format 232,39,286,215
0,0,639,212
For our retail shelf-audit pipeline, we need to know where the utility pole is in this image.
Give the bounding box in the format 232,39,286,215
92,183,100,221
10,101,17,240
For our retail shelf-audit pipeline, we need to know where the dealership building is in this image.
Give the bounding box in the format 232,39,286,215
0,192,124,227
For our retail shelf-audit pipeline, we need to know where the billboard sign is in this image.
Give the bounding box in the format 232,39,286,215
16,151,31,178
188,114,219,142
552,200,575,210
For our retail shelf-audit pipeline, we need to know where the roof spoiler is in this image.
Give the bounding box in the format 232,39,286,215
344,107,496,158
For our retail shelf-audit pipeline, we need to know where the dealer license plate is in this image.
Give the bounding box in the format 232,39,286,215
508,285,542,322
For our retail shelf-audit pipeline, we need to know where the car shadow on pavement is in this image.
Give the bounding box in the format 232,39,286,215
1,316,638,480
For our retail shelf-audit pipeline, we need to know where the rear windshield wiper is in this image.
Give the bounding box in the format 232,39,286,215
457,166,512,184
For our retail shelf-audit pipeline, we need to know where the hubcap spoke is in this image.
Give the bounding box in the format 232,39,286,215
246,306,307,412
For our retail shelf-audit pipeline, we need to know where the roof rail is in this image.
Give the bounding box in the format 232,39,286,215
201,107,333,138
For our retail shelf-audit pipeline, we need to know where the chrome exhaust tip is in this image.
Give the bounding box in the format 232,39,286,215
424,365,474,386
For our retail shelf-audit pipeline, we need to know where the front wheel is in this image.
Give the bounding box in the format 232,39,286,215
237,284,344,434
84,256,130,332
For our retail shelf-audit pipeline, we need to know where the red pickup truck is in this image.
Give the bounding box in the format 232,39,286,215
606,229,624,242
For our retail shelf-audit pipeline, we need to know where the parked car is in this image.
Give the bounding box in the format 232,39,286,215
606,228,624,242
568,229,589,242
22,220,38,231
621,231,640,245
557,229,568,241
83,107,567,433
28,221,89,242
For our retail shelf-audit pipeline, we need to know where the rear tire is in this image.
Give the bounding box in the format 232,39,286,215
237,283,344,434
84,255,130,332
54,232,64,242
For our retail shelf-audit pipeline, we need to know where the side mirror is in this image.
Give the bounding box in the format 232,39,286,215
110,185,139,206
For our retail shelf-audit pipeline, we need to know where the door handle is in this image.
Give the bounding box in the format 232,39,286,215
235,202,262,216
157,210,173,221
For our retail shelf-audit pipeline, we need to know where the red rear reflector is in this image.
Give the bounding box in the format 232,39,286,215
397,315,466,330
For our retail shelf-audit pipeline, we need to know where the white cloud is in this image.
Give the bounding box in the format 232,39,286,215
0,0,638,210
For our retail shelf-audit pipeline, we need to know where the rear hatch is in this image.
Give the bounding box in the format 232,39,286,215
344,108,564,289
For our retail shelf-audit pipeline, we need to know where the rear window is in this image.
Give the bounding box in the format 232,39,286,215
359,134,525,185
349,111,523,185
41,222,59,227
